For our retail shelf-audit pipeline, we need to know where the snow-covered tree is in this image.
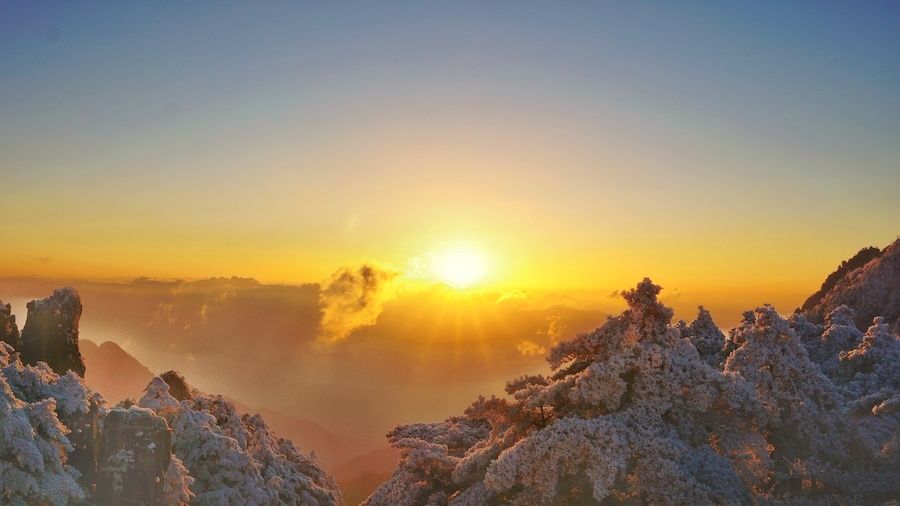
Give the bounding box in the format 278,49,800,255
366,278,900,505
0,343,85,505
835,316,900,399
139,374,343,505
366,280,771,505
678,305,726,366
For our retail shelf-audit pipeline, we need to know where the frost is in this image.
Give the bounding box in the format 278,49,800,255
678,305,726,366
162,454,194,505
366,280,768,505
102,448,135,493
366,277,900,504
0,343,85,505
139,373,343,505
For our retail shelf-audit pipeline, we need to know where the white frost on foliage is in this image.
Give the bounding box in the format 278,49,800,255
804,239,900,331
677,305,726,366
102,448,134,494
366,278,900,505
366,280,768,505
0,343,85,505
139,374,342,505
163,455,194,505
835,316,900,399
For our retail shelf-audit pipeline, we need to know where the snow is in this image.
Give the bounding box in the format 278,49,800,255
365,278,900,504
139,373,343,505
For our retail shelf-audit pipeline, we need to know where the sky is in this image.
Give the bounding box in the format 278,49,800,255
1,1,900,478
1,2,899,297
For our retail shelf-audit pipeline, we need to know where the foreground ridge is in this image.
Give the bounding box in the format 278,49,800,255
0,290,343,506
366,275,900,505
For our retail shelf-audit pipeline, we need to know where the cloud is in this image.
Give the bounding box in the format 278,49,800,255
516,340,547,357
318,264,398,343
0,274,608,446
543,314,564,342
198,290,236,324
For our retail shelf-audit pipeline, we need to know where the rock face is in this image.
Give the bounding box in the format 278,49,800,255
20,287,86,377
0,300,20,349
801,239,900,333
96,407,173,505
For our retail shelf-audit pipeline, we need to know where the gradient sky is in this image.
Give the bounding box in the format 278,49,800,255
1,2,899,296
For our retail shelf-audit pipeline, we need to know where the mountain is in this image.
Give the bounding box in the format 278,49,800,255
0,288,343,505
801,238,900,334
331,447,401,506
80,339,155,403
227,398,360,469
365,242,900,504
79,337,359,469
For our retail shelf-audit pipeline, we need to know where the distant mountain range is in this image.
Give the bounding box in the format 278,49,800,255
0,288,343,504
80,337,397,501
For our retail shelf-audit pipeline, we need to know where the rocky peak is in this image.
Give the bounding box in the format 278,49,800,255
160,370,192,401
800,239,900,333
20,287,86,376
96,406,174,505
0,300,20,349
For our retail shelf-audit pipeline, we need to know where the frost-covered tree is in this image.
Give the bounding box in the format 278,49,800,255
795,305,860,375
139,375,343,505
834,316,900,399
677,306,726,366
1,290,342,505
0,343,85,505
366,280,771,505
801,239,900,332
163,456,195,505
367,278,900,505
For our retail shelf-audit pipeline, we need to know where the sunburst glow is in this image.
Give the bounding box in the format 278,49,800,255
432,247,488,288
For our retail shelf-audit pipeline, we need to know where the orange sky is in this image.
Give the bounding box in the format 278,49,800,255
2,3,898,321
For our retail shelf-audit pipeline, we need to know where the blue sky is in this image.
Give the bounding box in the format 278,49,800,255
0,1,898,290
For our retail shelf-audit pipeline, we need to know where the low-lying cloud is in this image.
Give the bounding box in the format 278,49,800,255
318,264,397,343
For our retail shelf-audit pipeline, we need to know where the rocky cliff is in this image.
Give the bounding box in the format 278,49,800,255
95,407,175,504
20,288,86,377
0,300,20,349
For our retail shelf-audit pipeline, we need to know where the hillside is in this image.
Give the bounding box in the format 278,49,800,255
801,238,900,334
364,243,900,504
80,339,155,403
332,447,402,506
0,289,343,505
3,239,899,505
78,338,361,470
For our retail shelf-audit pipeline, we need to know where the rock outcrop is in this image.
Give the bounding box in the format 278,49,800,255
96,407,175,505
20,288,86,377
801,239,900,333
0,300,20,349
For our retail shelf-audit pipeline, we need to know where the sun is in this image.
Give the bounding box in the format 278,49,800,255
432,246,488,288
